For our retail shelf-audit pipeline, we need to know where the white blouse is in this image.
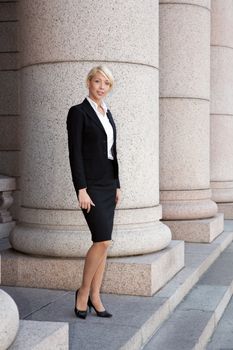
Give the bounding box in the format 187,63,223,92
86,96,114,160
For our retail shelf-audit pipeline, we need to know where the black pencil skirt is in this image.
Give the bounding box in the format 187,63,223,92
81,159,117,242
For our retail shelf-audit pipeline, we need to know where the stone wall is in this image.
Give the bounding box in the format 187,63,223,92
0,0,20,220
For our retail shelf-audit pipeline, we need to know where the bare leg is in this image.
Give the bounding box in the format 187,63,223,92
89,250,108,311
76,241,110,310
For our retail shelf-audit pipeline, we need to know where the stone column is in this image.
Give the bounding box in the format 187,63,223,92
210,0,233,218
0,289,19,350
159,0,224,242
10,0,172,258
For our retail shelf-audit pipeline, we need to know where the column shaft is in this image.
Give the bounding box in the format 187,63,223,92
10,0,171,257
210,0,233,218
159,0,223,242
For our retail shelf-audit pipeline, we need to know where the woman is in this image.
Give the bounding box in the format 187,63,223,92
66,65,121,319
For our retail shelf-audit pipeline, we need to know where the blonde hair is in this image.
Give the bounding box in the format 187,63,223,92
86,65,114,90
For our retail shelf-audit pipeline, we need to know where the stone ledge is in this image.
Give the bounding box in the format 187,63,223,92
121,231,233,349
1,231,232,350
163,213,224,242
9,320,68,350
143,241,233,350
0,240,184,296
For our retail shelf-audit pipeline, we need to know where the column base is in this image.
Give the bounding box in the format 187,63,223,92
162,213,224,242
1,240,184,296
9,219,172,258
211,181,233,203
0,289,19,350
217,203,233,219
160,189,218,220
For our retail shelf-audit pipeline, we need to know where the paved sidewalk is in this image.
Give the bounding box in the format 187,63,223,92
1,233,168,349
0,284,159,350
1,220,233,349
207,295,233,349
144,241,233,349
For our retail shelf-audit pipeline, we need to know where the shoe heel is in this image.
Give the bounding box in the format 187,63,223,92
88,297,92,313
88,296,112,318
74,307,87,319
74,289,88,319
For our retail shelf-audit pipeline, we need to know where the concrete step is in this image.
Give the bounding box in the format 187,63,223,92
1,240,185,296
1,228,232,349
143,239,233,350
9,320,68,350
0,259,69,350
206,295,233,349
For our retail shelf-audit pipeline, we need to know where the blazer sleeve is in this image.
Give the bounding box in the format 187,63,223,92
115,148,120,189
66,106,87,195
116,179,120,189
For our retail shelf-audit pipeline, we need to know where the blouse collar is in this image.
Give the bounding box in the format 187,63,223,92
86,96,108,114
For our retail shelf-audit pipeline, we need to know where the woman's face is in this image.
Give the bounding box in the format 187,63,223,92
88,72,111,102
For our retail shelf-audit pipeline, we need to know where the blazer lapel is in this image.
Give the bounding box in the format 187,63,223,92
81,98,106,134
106,110,116,142
81,98,116,143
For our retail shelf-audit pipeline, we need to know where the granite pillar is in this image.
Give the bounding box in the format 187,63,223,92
10,0,172,259
159,0,224,242
210,0,233,218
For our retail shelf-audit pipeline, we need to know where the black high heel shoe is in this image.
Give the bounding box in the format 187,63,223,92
88,296,112,318
74,289,88,319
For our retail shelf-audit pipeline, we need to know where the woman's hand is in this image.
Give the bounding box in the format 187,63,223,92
115,188,121,206
78,188,95,213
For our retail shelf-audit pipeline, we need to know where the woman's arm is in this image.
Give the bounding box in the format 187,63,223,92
66,106,87,196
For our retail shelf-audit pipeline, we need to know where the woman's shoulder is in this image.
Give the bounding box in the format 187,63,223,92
69,101,84,112
66,102,87,128
67,100,86,117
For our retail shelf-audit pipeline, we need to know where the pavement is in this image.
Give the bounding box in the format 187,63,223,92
1,221,233,350
207,296,233,350
144,238,233,350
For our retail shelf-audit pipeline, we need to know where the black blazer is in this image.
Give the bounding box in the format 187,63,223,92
66,98,120,196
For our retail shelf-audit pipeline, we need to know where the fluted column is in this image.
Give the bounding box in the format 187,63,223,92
10,0,171,257
159,0,223,242
210,0,233,218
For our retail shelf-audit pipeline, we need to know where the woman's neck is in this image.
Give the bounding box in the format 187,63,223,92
88,95,102,108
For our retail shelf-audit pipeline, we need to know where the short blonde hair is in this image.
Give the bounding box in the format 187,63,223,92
86,65,114,90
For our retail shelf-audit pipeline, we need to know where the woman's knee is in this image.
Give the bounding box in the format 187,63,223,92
94,240,111,250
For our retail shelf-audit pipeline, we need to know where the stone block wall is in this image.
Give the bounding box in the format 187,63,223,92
0,0,20,220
